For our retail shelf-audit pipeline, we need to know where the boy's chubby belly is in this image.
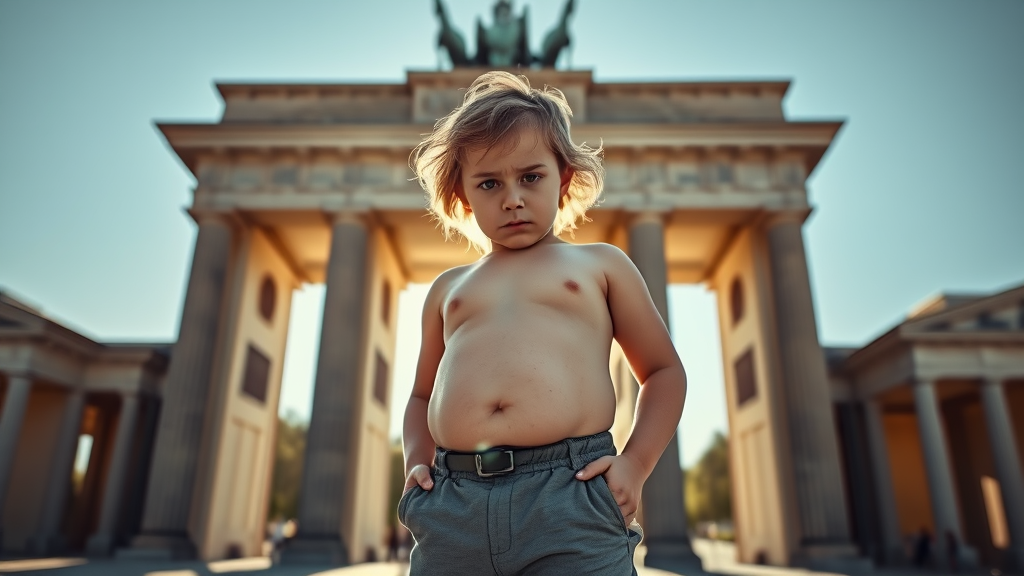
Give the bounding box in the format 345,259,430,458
427,315,617,452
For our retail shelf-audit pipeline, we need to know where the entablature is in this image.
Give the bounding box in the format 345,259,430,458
161,122,839,189
214,71,798,125
190,186,810,215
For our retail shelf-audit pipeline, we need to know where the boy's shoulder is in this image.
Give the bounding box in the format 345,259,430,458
423,262,474,305
572,241,628,258
567,241,635,271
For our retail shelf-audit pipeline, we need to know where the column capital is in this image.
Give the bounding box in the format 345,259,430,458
323,208,372,227
185,208,241,228
764,208,811,229
981,376,1005,388
625,209,669,227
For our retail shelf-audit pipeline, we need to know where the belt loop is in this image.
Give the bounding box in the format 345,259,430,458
566,437,584,470
435,447,448,472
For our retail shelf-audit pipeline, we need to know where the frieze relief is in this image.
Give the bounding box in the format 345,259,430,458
601,158,805,192
192,150,808,211
414,88,465,124
195,156,420,194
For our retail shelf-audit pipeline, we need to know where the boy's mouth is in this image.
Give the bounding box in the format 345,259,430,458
503,220,529,228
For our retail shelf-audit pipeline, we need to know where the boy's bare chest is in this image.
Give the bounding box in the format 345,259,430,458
443,257,608,327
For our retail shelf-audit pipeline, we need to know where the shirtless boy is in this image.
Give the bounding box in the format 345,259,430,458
401,71,687,575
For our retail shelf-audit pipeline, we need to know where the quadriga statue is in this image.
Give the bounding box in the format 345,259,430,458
434,0,575,68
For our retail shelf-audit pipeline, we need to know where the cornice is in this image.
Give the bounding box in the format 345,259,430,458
902,283,1024,332
159,120,842,143
216,82,412,101
587,79,791,98
158,121,843,176
837,320,1024,375
97,344,171,372
842,326,905,372
213,73,791,100
902,331,1024,345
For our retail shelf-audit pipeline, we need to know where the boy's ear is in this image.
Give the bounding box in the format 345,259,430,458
558,167,575,207
454,181,472,213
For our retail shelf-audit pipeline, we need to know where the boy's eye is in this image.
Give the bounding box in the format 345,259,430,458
478,179,497,190
522,174,541,184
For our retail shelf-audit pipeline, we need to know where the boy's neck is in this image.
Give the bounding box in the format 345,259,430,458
488,230,563,254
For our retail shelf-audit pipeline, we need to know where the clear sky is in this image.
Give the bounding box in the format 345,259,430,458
1,1,1022,469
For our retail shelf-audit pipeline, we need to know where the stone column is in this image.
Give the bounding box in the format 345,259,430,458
912,379,967,570
765,213,853,550
28,388,86,555
125,213,233,560
627,212,700,572
980,378,1024,571
863,399,905,563
283,213,370,565
0,373,32,548
835,403,878,559
87,393,141,556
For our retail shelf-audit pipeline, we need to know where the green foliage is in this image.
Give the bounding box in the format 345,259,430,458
684,431,732,526
267,410,308,521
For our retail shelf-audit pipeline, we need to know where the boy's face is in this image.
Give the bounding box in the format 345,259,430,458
458,126,573,252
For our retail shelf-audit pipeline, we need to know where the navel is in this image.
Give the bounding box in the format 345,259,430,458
564,280,581,293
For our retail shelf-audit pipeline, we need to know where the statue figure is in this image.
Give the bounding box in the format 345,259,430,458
434,0,575,68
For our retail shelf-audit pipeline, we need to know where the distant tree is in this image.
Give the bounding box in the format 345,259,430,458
267,410,308,521
684,431,732,527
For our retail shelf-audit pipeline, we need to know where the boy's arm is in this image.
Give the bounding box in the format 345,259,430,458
575,244,687,522
402,274,449,491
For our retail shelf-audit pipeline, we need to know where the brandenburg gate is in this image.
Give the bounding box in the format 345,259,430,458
118,66,858,569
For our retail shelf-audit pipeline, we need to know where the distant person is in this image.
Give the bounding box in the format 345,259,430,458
399,71,688,575
386,524,400,562
913,526,932,568
268,517,286,562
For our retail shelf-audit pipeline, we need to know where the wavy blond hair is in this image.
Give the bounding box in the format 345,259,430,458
410,71,604,251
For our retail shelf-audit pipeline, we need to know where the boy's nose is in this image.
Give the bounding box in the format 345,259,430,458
502,190,525,210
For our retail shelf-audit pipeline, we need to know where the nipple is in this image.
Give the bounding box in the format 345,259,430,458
564,280,580,293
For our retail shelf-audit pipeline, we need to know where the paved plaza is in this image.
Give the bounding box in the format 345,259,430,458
0,540,717,576
0,539,985,576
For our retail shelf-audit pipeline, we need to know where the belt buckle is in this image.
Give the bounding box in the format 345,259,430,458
475,450,514,477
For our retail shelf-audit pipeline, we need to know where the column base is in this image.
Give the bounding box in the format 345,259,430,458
26,534,67,556
85,533,120,557
280,536,348,565
942,545,979,572
877,545,907,566
643,538,706,574
116,533,197,561
792,543,873,574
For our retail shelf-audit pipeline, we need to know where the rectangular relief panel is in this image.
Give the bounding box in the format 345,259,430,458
373,351,388,406
735,347,758,407
241,344,271,403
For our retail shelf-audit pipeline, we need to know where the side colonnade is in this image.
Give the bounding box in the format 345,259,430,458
0,373,159,555
860,376,1024,571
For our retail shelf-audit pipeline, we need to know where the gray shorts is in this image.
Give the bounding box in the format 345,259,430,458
398,431,643,576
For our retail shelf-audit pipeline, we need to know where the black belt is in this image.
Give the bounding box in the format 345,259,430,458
444,449,516,477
